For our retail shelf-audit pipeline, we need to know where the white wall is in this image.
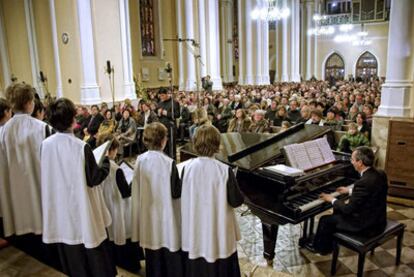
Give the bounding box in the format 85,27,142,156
316,22,389,80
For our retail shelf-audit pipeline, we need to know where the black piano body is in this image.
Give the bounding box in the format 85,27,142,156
180,123,359,264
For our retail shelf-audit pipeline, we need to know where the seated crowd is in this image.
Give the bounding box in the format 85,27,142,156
68,79,377,154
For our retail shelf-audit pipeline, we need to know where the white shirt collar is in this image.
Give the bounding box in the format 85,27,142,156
360,167,370,177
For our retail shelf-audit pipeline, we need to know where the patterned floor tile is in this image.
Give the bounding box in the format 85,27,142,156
287,263,325,277
398,209,414,219
314,259,353,276
362,269,389,277
387,211,409,221
368,250,399,268
382,264,414,277
387,246,414,264
277,249,310,268
340,255,379,273
402,231,414,247
388,204,409,211
398,219,414,232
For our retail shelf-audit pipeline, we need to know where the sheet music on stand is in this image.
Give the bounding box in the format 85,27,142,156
283,137,336,171
93,140,112,167
119,160,134,185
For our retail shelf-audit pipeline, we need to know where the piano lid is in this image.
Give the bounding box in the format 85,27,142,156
216,123,332,170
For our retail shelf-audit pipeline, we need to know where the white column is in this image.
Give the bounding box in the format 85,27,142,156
313,2,319,79
182,0,197,91
0,7,11,92
119,0,136,100
49,0,63,98
220,0,234,83
176,0,185,90
305,0,315,80
205,0,223,90
281,0,289,82
242,0,254,84
252,3,261,85
237,0,245,84
198,0,207,78
377,0,414,117
290,0,301,82
24,0,43,97
261,5,270,85
77,0,101,104
273,21,280,82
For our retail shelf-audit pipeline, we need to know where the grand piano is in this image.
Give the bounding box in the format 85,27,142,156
180,123,359,264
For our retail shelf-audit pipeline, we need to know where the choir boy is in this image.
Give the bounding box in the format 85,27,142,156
41,98,116,277
0,83,52,262
181,125,244,277
131,122,183,277
102,137,144,272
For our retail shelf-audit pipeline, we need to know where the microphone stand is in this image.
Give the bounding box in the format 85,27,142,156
165,64,176,159
163,38,204,108
105,65,115,109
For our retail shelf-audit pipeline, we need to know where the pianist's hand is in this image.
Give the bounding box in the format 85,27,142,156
336,186,350,195
319,193,334,203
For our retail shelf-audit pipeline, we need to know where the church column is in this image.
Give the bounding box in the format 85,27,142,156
49,0,63,98
313,1,319,79
377,0,414,117
24,0,43,97
176,0,185,90
182,0,197,91
119,0,136,99
372,0,414,169
219,0,234,83
290,0,301,82
252,1,262,85
305,0,315,80
77,0,101,104
260,3,270,85
280,0,289,81
0,7,11,92
238,0,254,85
204,0,223,90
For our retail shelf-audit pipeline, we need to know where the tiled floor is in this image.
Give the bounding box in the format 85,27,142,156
0,203,413,276
235,203,414,277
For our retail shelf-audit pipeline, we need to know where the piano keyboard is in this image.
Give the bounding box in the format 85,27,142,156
293,184,354,213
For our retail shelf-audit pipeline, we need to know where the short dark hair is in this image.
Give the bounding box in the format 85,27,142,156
354,146,375,167
48,98,77,132
31,99,45,118
91,104,99,111
158,87,168,95
0,97,11,120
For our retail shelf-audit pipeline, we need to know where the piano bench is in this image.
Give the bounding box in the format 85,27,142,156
330,219,405,277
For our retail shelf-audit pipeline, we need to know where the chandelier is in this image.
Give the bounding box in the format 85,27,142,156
251,0,290,21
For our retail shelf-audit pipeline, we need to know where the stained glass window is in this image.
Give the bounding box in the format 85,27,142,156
140,0,156,56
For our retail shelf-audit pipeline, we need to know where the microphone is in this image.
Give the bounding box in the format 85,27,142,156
165,62,172,73
10,74,17,82
39,71,46,83
106,60,112,74
191,39,199,47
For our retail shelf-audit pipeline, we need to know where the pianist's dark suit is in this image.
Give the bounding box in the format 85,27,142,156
313,167,388,253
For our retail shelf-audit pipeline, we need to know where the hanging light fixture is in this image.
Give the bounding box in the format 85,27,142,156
251,0,290,21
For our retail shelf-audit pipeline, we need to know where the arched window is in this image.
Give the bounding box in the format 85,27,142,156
325,53,345,80
355,51,378,81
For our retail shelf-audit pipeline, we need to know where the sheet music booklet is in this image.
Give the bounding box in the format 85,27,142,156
282,137,336,171
119,160,134,185
92,140,112,167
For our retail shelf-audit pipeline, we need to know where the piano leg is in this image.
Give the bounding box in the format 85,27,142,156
262,223,279,266
299,217,315,248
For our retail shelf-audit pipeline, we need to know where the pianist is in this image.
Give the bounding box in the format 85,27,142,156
312,146,388,255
